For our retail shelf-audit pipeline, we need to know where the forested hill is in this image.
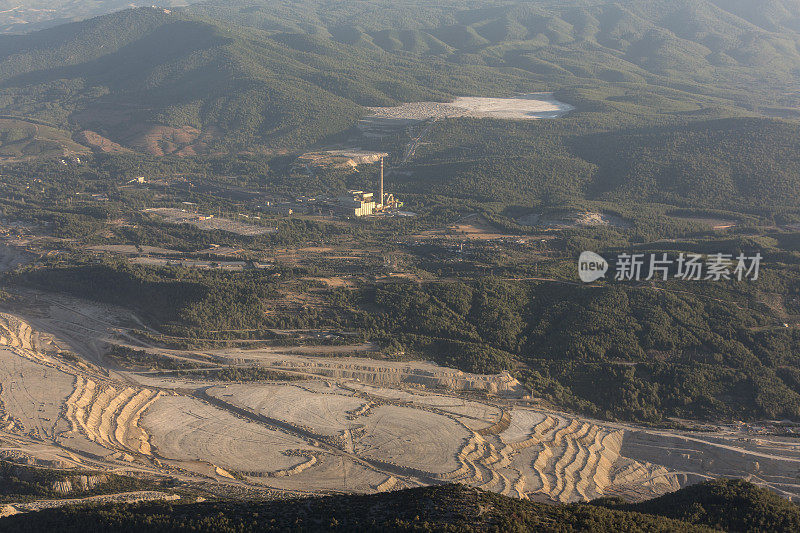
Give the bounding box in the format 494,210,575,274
1,480,798,532
0,6,532,155
0,1,799,155
195,0,800,112
0,1,203,34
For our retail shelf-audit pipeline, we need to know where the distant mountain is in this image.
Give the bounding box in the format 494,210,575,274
195,0,800,109
0,1,799,156
0,1,200,34
1,480,798,532
0,7,531,155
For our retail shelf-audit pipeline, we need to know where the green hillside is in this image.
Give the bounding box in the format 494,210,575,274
0,117,88,160
195,0,800,112
0,1,202,34
0,2,799,155
0,6,533,155
393,114,800,216
608,479,800,532
577,118,800,209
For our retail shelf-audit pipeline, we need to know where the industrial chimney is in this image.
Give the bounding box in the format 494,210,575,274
379,157,384,208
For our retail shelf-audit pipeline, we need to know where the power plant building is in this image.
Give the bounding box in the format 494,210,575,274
335,157,401,217
337,190,376,217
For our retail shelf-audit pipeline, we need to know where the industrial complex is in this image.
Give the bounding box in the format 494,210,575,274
336,158,402,217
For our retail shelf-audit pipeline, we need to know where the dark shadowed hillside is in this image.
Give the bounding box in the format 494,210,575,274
1,480,798,532
604,478,800,532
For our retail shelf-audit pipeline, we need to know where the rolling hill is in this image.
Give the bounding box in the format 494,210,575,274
195,0,800,110
0,2,799,155
0,6,534,155
0,1,202,34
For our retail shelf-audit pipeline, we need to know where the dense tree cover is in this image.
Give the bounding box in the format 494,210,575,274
336,277,800,422
0,7,532,153
0,1,202,34
576,118,800,210
1,1,800,154
0,461,162,503
7,257,284,335
196,0,800,111
2,480,797,532
604,479,800,533
402,116,800,220
175,366,301,382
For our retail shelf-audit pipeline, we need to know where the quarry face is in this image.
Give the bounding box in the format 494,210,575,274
0,296,799,503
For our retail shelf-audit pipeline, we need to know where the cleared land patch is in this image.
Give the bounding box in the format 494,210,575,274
364,93,573,122
141,395,316,475
144,208,276,236
207,383,366,438
358,405,468,475
0,348,74,440
517,211,630,229
359,93,573,137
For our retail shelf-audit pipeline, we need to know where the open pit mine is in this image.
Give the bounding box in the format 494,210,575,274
1,292,799,504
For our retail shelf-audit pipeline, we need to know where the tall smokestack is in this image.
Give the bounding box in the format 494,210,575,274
379,157,384,208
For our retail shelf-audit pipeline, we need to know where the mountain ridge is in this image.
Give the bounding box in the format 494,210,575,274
0,1,799,156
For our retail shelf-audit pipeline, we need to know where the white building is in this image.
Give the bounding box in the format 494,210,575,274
337,190,376,217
